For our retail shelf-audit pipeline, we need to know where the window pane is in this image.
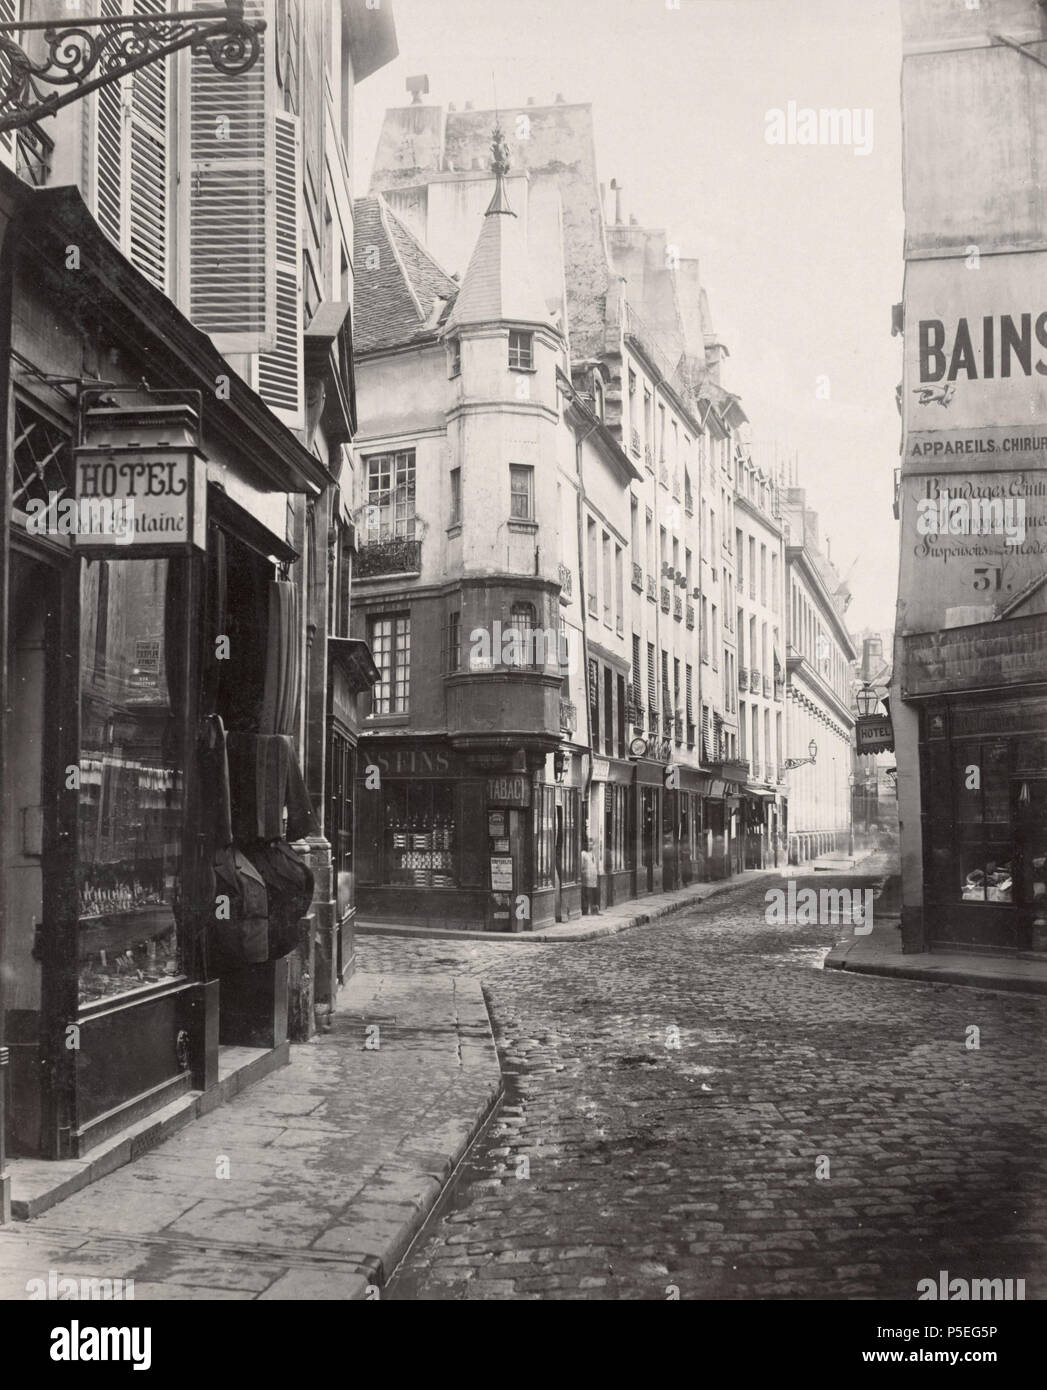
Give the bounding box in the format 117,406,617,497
78,558,184,1006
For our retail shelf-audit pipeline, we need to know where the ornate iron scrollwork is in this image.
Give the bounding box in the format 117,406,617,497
0,3,265,135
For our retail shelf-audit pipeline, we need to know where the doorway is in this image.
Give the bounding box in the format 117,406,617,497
641,786,656,892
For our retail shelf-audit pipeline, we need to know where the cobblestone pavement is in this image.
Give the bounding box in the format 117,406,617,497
379,873,1047,1301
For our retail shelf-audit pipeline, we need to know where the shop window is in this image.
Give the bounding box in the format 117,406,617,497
604,784,630,872
369,613,410,714
326,728,355,879
382,781,456,887
366,450,416,540
561,788,580,885
955,739,1014,903
534,784,556,889
77,557,187,1007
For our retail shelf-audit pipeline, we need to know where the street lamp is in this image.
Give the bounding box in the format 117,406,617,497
855,684,879,718
784,739,818,771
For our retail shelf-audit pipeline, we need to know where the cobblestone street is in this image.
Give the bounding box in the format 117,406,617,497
382,874,1047,1301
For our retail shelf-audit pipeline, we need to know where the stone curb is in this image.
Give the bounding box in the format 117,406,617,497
348,978,503,1296
357,873,772,945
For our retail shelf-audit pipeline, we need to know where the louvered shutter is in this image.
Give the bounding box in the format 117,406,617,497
254,109,303,428
186,0,276,353
91,0,169,292
0,0,19,171
127,0,169,294
94,0,127,247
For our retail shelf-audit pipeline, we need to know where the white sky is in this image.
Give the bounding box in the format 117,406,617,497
354,0,905,640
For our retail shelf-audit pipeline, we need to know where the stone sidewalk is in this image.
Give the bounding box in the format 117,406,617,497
826,916,1047,996
0,968,501,1300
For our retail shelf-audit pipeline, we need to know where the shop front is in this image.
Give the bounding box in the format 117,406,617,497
662,769,710,891
355,741,579,932
1,181,327,1163
905,616,1047,953
589,756,634,908
631,757,664,896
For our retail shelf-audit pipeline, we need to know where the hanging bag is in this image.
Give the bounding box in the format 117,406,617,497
207,715,270,971
243,839,314,960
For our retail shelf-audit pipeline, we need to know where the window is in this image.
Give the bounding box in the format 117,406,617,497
507,602,536,667
534,785,557,889
589,657,600,748
614,543,624,632
449,467,462,527
327,728,356,881
760,544,767,605
77,556,186,1006
711,606,718,668
382,781,457,887
510,463,534,520
647,643,656,712
604,667,613,756
369,613,411,714
631,497,640,555
587,518,598,616
367,451,416,540
602,532,612,625
632,634,642,704
508,330,534,370
617,672,626,756
448,338,461,377
686,666,694,737
561,788,580,885
447,610,461,672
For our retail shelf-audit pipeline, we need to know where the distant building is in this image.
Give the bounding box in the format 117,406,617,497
781,490,856,863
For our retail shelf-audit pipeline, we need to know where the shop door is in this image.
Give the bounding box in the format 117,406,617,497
1016,777,1047,949
662,790,678,891
554,802,564,922
641,786,655,892
3,553,59,1156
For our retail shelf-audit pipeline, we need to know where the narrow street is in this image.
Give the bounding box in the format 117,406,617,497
379,874,1047,1301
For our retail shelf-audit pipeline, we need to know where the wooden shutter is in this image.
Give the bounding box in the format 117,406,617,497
91,0,169,293
186,0,276,353
127,0,169,294
254,109,304,427
0,0,19,171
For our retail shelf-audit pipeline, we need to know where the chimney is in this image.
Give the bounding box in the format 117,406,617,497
406,74,429,105
610,177,623,224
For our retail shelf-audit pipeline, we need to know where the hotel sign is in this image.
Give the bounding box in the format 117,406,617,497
856,714,894,754
72,445,206,557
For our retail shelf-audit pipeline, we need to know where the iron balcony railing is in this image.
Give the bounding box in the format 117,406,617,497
673,595,683,620
632,561,643,591
355,535,422,578
661,587,671,612
686,605,695,629
557,563,573,598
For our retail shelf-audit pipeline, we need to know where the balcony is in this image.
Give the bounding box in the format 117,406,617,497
646,575,656,601
663,714,674,738
675,716,683,743
631,427,642,458
648,706,659,730
763,675,772,698
355,536,422,578
559,699,577,734
632,561,644,592
686,604,695,629
661,586,671,613
749,668,761,690
557,562,573,599
673,595,683,621
738,668,749,692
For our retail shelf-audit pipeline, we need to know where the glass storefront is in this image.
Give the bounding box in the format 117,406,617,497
77,558,185,1006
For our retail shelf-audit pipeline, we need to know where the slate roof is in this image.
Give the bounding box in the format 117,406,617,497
447,177,556,331
353,194,458,354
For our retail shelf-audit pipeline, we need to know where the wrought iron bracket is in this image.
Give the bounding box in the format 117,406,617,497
782,755,817,771
0,3,264,135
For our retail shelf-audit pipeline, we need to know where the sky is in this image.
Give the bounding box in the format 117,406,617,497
353,0,905,640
